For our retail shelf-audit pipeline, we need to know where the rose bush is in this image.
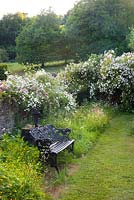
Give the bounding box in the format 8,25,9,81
0,70,76,115
59,50,134,110
98,50,134,109
58,54,101,104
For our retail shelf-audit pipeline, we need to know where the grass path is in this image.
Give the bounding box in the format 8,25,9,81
55,114,134,200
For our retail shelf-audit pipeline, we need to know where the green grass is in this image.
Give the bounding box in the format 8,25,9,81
3,60,67,74
5,62,26,73
35,60,67,73
44,65,65,73
55,113,134,200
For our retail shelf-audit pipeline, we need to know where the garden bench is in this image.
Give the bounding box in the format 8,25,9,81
21,124,75,173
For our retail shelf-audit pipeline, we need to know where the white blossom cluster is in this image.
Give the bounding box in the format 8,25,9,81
59,50,134,109
5,74,48,110
59,54,100,99
35,70,76,111
1,70,76,113
98,50,134,107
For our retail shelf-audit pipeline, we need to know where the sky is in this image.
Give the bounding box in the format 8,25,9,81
0,0,77,18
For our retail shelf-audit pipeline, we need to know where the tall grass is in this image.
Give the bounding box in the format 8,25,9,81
43,103,109,157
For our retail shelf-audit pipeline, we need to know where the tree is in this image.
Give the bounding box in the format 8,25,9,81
16,10,62,65
0,48,8,62
65,0,134,61
128,27,134,50
0,12,28,60
57,24,76,63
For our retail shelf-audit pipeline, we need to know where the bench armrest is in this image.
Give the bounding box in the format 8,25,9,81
57,128,71,135
36,138,52,151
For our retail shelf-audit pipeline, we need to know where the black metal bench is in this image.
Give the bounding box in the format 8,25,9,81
21,124,75,173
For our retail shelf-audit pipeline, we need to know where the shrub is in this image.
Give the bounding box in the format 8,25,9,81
98,50,134,110
128,27,134,50
0,64,8,81
0,134,49,200
0,134,39,164
35,70,76,113
0,162,47,200
2,70,76,115
58,54,101,104
59,50,134,110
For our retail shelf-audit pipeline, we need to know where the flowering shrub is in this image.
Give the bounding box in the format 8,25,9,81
128,27,134,50
5,74,47,110
98,50,134,109
59,50,134,110
35,70,76,112
59,54,101,104
0,70,76,115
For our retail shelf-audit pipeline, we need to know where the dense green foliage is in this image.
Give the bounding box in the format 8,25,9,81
0,48,8,62
0,134,48,200
0,64,7,80
128,27,134,50
0,12,28,60
16,11,62,65
0,1,134,63
64,0,134,60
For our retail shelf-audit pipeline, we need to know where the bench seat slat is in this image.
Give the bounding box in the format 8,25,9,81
50,140,75,154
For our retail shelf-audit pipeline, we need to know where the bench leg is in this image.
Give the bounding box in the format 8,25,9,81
72,142,74,153
67,142,75,153
55,165,59,174
49,153,59,173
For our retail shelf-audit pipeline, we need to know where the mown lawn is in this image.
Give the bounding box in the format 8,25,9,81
6,62,26,73
51,114,134,200
4,60,66,74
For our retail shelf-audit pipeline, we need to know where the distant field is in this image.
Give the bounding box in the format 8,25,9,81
4,60,67,74
5,62,26,73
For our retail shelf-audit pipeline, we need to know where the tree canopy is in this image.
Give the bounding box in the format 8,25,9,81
64,0,134,60
128,28,134,50
16,10,62,65
1,0,134,64
0,12,28,60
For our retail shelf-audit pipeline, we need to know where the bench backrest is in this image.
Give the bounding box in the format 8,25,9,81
29,124,71,145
